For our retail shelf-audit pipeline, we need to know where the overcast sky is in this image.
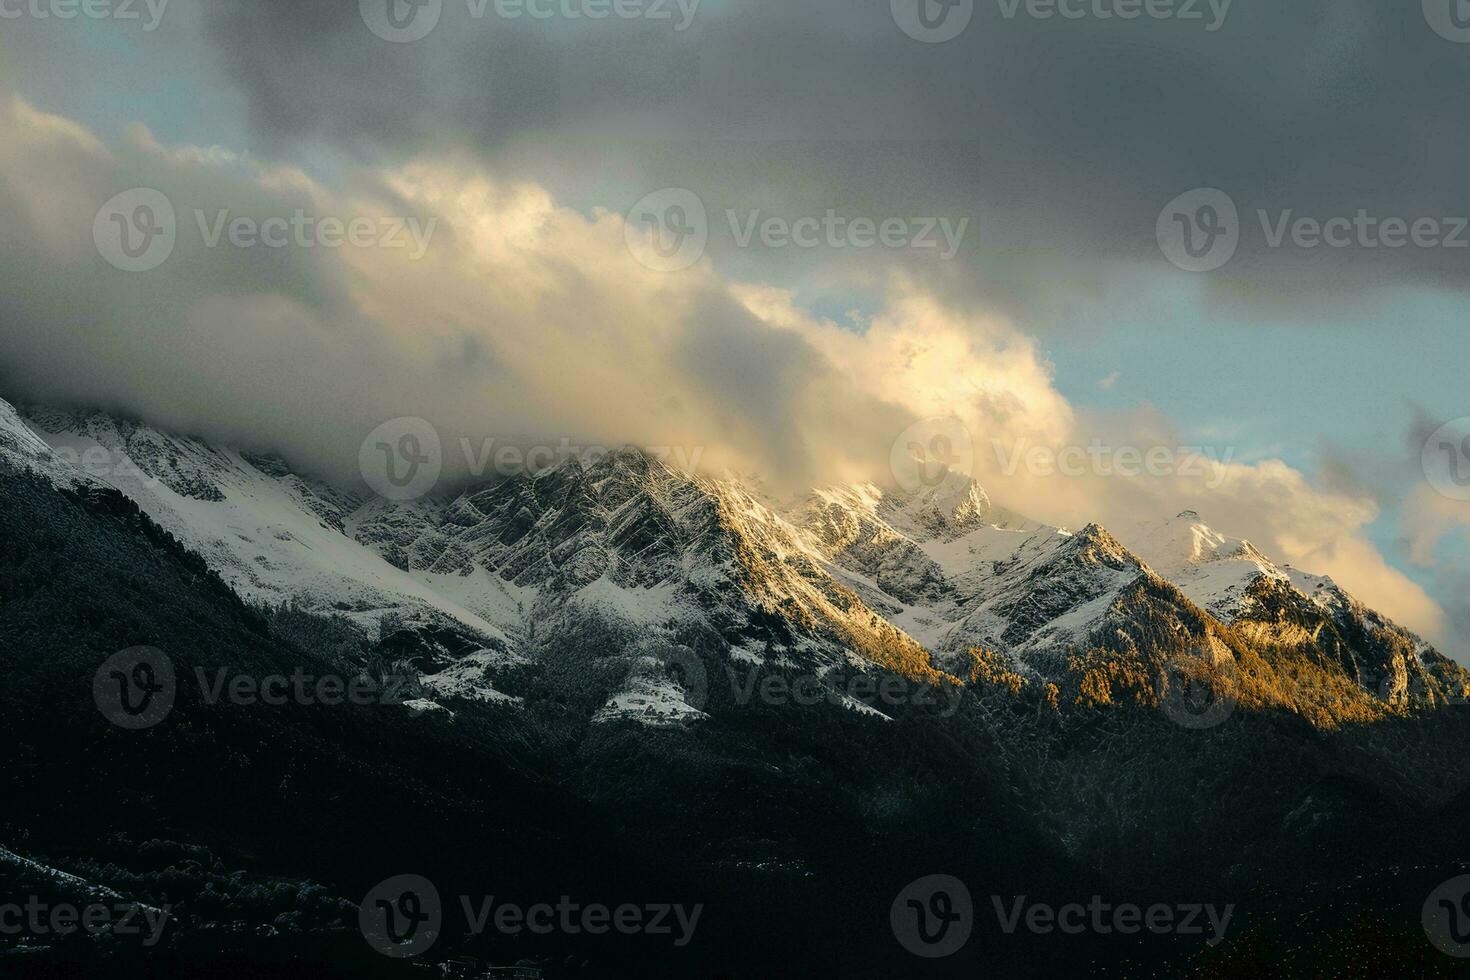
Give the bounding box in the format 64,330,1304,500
2,0,1469,661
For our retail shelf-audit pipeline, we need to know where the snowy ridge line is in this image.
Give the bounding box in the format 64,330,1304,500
10,394,1465,719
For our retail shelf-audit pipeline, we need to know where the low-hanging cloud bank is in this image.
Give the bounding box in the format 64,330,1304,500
0,91,1455,659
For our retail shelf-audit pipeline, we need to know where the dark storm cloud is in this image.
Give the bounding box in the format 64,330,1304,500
202,0,1470,319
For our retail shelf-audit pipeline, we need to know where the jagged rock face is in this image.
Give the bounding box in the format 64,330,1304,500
792,482,1165,673
0,399,85,485
952,524,1152,657
794,484,954,606
447,449,717,591
1247,573,1461,709
704,478,938,678
889,468,996,540
14,397,1470,720
352,449,941,677
1123,511,1468,709
25,408,232,501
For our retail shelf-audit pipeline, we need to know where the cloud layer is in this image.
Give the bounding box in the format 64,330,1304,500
0,89,1456,659
177,0,1470,325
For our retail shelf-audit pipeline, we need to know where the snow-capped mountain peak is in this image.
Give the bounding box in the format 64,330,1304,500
1123,510,1287,621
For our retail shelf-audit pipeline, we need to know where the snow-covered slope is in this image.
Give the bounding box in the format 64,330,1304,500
0,398,85,485
22,408,509,647
1124,510,1288,621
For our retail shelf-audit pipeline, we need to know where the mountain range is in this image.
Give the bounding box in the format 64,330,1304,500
8,396,1466,727
3,392,1470,978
